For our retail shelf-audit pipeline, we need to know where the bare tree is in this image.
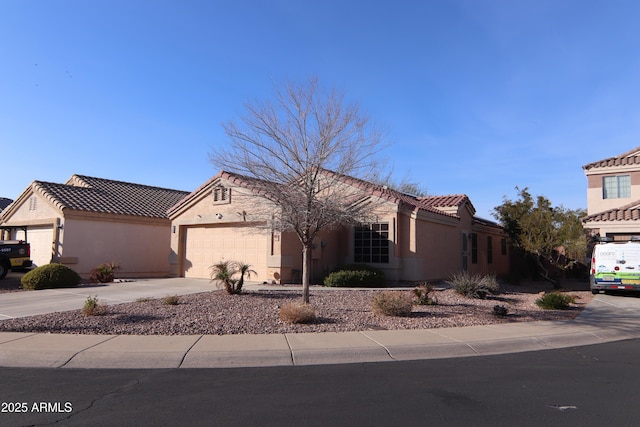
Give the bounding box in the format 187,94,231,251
209,77,387,303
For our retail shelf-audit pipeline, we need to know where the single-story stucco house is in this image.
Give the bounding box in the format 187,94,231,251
0,175,189,278
167,170,509,284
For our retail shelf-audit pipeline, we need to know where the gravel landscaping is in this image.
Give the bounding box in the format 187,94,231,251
0,281,593,335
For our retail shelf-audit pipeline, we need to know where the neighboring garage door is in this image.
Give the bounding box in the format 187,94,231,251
183,225,268,280
23,226,55,267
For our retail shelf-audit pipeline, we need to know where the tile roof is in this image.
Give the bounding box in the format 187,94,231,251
419,195,470,209
0,198,12,211
33,175,189,218
583,147,640,170
169,169,470,220
582,199,640,223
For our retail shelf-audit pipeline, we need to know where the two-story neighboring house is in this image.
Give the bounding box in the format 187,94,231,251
582,147,640,240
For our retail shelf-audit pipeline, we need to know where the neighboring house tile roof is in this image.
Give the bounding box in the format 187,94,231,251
582,199,640,223
32,175,190,218
583,147,640,170
0,198,12,212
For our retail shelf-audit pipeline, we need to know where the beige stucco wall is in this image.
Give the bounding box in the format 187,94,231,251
60,215,172,278
585,169,640,215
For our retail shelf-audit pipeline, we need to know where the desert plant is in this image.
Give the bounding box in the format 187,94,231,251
448,272,500,299
493,305,509,317
371,291,413,317
323,264,386,288
89,262,121,283
82,295,107,316
162,295,180,305
21,264,81,290
535,292,575,310
412,283,437,305
135,297,154,303
279,302,316,324
210,260,256,295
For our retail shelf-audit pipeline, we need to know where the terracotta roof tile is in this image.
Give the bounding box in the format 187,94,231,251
582,200,640,223
583,147,640,170
172,169,468,220
419,194,469,208
34,176,189,218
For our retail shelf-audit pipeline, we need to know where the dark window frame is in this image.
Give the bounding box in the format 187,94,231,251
354,223,390,264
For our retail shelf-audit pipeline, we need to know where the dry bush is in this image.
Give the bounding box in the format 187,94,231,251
279,302,316,324
82,295,108,316
371,291,413,317
162,295,180,305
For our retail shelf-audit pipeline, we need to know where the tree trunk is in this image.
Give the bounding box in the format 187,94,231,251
302,243,312,303
534,254,559,289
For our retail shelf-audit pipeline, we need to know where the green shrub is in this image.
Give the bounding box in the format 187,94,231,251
412,283,437,305
448,272,500,299
371,291,413,317
82,295,107,316
89,262,121,283
279,302,316,324
535,292,575,310
323,264,386,288
21,264,81,290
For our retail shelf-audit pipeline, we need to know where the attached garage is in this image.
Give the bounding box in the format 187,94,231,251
22,225,55,268
1,175,189,278
182,224,269,279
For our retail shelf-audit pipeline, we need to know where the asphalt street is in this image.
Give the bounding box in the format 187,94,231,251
2,339,640,427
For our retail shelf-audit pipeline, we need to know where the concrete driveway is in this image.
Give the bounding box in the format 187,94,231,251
0,276,215,320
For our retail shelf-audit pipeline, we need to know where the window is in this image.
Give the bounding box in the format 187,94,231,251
354,223,389,263
471,233,478,264
501,238,507,255
603,175,631,199
487,236,493,264
212,186,229,204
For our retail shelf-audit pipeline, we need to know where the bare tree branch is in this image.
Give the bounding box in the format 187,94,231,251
209,77,388,303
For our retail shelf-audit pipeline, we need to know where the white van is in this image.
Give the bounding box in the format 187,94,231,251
590,237,640,294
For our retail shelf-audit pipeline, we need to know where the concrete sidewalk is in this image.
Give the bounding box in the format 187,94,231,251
0,289,639,369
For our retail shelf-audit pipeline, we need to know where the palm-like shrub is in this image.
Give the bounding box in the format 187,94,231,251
210,260,256,295
448,272,500,299
89,262,121,283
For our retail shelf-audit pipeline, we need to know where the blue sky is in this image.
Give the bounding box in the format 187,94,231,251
2,0,639,219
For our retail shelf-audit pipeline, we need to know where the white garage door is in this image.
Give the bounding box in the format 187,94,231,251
183,225,268,280
24,226,55,267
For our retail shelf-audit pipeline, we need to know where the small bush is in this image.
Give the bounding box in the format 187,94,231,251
82,295,107,316
323,264,386,288
21,264,81,290
371,291,413,317
89,262,121,283
162,295,180,305
535,292,575,310
448,272,500,299
135,297,154,303
279,302,316,324
493,305,509,317
412,283,437,305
